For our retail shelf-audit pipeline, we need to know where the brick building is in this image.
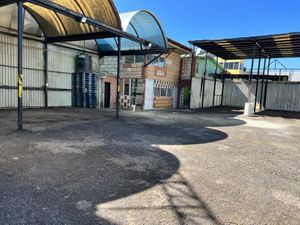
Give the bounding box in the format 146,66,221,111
99,38,192,110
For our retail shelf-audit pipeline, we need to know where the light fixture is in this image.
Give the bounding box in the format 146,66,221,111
81,17,87,23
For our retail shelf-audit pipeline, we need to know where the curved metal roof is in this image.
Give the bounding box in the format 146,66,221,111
0,0,122,38
0,2,168,55
24,0,122,38
97,10,169,55
0,4,43,36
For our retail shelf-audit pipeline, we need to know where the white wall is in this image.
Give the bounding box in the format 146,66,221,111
144,79,154,110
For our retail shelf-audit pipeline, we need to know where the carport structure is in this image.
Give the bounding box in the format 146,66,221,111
190,32,300,114
0,0,169,130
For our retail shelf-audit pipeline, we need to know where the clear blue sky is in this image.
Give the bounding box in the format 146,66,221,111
114,0,300,68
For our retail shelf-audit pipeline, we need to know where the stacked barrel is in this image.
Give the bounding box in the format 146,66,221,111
72,54,97,108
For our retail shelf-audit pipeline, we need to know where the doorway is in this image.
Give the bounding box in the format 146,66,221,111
104,82,111,108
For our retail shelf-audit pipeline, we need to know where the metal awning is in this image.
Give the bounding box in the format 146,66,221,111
0,0,168,54
189,32,300,59
0,0,169,130
97,10,169,56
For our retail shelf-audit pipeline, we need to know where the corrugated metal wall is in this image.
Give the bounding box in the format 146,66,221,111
0,33,45,108
191,77,300,112
0,32,100,109
223,80,257,108
265,82,300,111
190,77,223,109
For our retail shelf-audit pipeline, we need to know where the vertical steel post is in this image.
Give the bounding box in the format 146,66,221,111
17,0,24,130
44,43,48,108
189,48,196,109
263,58,271,109
247,43,256,102
254,49,262,113
201,52,208,108
259,57,267,110
116,37,121,119
212,56,218,106
220,60,226,106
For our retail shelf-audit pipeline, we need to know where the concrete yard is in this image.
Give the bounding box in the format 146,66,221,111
0,108,299,225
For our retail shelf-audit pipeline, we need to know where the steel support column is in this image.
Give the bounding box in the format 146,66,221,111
220,60,226,106
263,58,271,109
201,52,208,108
247,43,256,102
254,49,262,113
116,37,121,119
212,57,218,106
259,57,267,110
44,43,48,108
17,0,24,130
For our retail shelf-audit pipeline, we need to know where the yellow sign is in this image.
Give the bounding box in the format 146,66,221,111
18,74,23,98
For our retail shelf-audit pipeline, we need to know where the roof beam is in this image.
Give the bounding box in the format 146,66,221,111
99,49,165,56
46,31,115,43
0,0,16,7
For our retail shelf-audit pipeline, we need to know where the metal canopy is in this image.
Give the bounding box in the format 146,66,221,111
97,10,169,56
0,0,168,54
189,32,300,59
0,0,169,130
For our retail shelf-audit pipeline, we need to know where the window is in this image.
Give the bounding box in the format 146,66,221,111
125,55,134,63
154,88,173,97
124,84,130,95
135,55,145,63
233,62,239,70
125,55,145,63
147,55,165,68
161,88,167,97
154,88,161,97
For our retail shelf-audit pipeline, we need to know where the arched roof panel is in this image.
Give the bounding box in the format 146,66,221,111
0,4,42,36
23,0,122,38
121,10,168,49
97,10,168,54
0,0,122,38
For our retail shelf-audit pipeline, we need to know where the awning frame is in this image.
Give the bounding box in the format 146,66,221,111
0,0,169,130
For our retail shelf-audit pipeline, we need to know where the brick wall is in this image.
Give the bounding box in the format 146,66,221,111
144,51,182,82
181,57,193,80
122,62,143,79
103,75,117,108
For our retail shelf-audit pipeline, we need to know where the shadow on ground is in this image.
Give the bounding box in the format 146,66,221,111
256,110,300,119
0,108,246,224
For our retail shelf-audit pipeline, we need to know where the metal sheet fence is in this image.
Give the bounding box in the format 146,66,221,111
191,77,300,112
0,32,100,109
190,78,223,108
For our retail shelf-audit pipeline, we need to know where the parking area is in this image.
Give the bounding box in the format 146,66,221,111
0,108,299,225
